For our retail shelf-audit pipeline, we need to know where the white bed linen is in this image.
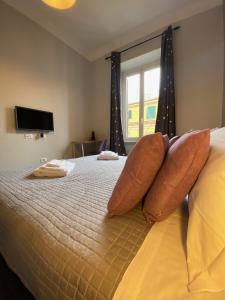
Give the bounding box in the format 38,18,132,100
114,203,225,300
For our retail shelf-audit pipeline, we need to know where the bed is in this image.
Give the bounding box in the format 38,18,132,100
114,205,225,300
0,155,224,300
0,156,151,300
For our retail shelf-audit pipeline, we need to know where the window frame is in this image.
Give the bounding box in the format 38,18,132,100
121,61,160,142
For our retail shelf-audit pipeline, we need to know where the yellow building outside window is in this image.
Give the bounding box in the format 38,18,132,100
127,99,158,138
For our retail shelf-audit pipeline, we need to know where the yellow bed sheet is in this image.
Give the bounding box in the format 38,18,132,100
113,204,225,300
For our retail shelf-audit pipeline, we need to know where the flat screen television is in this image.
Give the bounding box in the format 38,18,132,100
15,106,54,132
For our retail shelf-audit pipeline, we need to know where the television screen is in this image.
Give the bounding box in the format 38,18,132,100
15,106,54,132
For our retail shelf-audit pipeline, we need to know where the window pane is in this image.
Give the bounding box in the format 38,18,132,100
144,68,160,135
127,74,140,138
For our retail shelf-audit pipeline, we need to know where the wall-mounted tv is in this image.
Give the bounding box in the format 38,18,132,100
15,106,54,132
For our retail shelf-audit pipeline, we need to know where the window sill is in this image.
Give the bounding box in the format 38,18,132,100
124,139,138,144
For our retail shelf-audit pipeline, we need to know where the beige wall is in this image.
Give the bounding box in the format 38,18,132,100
89,6,224,144
175,6,223,134
0,3,224,170
0,1,90,171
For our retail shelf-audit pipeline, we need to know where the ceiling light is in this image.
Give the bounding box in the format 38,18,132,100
41,0,77,10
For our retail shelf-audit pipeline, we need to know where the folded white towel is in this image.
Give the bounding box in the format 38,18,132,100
97,151,119,160
45,160,65,167
33,160,75,178
39,166,61,171
33,169,67,177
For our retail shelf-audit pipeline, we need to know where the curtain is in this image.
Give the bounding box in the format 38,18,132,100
155,26,176,138
110,52,127,155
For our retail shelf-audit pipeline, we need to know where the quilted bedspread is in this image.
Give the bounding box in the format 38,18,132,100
0,156,151,300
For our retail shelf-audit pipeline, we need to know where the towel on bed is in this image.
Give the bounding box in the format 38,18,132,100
33,160,75,177
97,151,119,160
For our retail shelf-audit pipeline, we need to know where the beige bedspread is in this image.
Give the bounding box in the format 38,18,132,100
0,156,151,300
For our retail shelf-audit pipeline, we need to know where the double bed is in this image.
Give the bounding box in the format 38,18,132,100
0,155,224,299
0,156,150,300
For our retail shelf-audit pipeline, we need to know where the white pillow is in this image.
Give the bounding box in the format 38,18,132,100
187,130,225,292
210,126,225,140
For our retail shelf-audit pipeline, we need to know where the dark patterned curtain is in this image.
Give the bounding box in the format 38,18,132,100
155,26,176,138
110,52,127,155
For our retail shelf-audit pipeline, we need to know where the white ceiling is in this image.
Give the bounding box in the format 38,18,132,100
3,0,222,61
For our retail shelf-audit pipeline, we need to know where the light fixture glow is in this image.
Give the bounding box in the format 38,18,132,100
41,0,76,10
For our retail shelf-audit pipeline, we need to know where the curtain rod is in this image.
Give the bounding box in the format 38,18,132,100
105,26,180,60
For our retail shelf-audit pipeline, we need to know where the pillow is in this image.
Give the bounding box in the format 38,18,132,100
168,130,195,148
187,129,225,293
210,127,220,133
143,129,210,223
210,126,225,140
163,134,169,150
169,135,180,147
107,133,168,217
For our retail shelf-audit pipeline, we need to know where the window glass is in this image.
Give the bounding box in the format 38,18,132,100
127,74,140,138
146,106,156,119
143,68,160,136
122,64,160,140
128,110,132,119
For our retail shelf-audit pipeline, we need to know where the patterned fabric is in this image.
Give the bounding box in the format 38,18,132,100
110,52,127,156
155,26,176,138
0,156,150,300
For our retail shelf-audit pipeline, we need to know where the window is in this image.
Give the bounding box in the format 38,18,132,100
146,106,156,120
128,110,132,119
126,73,140,138
122,65,160,141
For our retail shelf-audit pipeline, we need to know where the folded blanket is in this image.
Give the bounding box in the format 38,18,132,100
33,160,75,178
97,151,119,160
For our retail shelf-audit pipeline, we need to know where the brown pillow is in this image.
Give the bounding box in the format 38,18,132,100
143,129,210,223
107,133,168,217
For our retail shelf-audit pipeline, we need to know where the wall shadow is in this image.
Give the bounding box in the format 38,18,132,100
5,107,16,133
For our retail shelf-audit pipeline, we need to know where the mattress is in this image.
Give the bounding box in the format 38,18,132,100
0,156,151,300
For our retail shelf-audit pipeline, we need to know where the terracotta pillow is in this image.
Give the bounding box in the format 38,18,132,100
143,129,210,223
107,133,167,217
